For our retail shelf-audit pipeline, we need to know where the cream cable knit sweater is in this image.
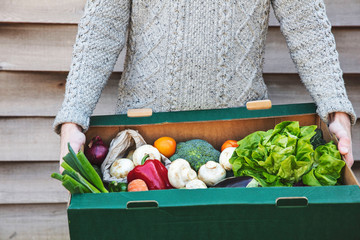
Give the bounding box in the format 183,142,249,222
54,0,356,133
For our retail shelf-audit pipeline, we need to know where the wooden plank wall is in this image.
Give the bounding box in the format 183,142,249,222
0,1,359,239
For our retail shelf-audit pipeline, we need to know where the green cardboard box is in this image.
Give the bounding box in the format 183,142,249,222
68,103,360,240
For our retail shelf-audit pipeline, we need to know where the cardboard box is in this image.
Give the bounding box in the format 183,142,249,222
68,103,360,240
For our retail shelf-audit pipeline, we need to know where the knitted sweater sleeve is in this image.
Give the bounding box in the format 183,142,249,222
271,0,356,125
53,0,130,134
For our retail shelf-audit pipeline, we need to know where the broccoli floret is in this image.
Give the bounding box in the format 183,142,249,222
169,139,220,171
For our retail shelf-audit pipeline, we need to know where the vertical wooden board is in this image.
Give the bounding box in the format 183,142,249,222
0,0,86,24
0,162,68,204
0,204,69,240
0,71,121,116
0,117,59,161
0,23,126,72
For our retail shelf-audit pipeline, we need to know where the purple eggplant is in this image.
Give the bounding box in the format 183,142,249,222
213,176,255,188
293,180,309,187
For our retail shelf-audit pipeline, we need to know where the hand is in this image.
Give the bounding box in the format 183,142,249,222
59,123,86,173
328,112,353,167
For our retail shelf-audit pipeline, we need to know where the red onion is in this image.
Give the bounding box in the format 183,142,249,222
85,136,109,166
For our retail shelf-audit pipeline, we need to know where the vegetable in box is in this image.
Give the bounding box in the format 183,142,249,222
229,121,345,187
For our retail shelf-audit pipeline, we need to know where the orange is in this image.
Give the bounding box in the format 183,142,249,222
154,137,177,158
221,140,238,152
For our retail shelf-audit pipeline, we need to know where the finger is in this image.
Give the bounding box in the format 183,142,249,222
345,154,354,168
338,135,351,155
343,151,354,167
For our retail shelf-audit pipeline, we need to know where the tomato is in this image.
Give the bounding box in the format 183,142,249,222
154,137,177,158
221,140,238,152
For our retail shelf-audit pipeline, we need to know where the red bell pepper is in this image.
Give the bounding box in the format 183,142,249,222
127,155,172,190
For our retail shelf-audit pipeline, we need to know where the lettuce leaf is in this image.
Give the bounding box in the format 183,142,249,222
302,142,345,186
230,121,344,187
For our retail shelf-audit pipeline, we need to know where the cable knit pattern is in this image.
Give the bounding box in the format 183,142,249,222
54,0,356,134
54,0,131,133
216,0,232,107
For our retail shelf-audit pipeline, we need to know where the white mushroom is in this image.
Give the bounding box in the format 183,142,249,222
168,159,198,189
132,144,161,166
110,158,135,178
198,161,226,186
219,147,236,171
186,179,207,189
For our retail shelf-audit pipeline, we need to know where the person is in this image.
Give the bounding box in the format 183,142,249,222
54,0,356,172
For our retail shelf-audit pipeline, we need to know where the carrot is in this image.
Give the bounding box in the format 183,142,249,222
128,179,149,192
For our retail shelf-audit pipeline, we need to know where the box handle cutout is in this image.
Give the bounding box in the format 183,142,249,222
275,197,308,208
246,100,272,110
127,108,153,118
126,200,159,209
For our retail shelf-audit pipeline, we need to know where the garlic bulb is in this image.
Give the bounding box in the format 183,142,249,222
110,158,134,178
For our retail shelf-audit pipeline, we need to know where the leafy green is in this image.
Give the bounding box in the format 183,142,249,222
310,129,327,149
230,121,344,187
51,143,108,194
62,161,100,193
302,142,345,186
51,173,91,194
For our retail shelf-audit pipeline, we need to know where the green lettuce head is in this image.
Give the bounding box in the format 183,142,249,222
229,121,344,187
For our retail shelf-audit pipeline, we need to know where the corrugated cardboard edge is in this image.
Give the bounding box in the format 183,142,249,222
67,192,71,208
343,165,360,186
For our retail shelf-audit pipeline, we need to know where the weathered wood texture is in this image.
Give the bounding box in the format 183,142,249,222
0,71,121,117
0,118,59,161
1,117,360,162
1,71,359,117
0,204,69,240
0,23,124,72
0,0,85,24
1,24,359,73
265,74,360,116
0,162,68,204
1,0,359,26
1,1,359,239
